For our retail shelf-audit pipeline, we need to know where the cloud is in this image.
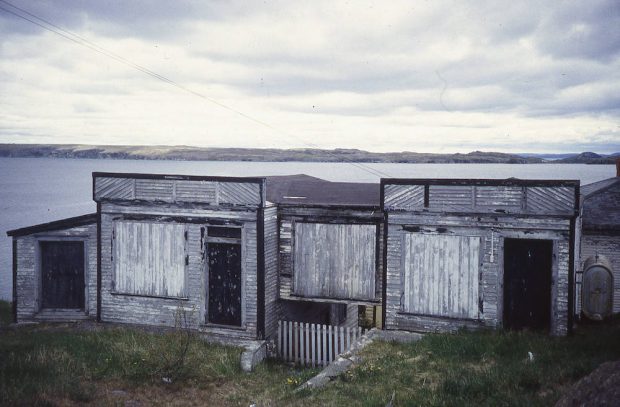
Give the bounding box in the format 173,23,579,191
0,0,618,154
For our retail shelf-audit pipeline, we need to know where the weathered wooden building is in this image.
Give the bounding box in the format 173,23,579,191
381,178,580,336
8,214,98,322
266,175,381,328
575,168,620,320
11,171,598,340
92,172,279,341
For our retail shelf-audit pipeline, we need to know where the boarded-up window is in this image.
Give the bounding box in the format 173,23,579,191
114,221,186,297
402,234,480,319
293,223,376,300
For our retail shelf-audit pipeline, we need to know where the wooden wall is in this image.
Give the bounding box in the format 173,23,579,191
13,223,97,321
263,206,280,339
95,174,264,340
277,207,383,305
383,180,578,336
384,182,576,216
385,213,572,335
95,175,262,207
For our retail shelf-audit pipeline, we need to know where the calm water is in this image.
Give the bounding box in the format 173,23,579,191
0,157,616,300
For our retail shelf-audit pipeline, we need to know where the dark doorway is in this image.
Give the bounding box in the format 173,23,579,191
503,238,552,331
207,243,242,326
41,241,85,309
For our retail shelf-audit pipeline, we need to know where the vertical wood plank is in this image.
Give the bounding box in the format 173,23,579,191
278,320,282,358
287,321,292,362
334,325,340,356
327,325,332,364
311,324,316,368
305,323,310,366
321,324,327,367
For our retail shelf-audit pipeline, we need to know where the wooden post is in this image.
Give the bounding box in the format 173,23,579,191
328,325,332,364
334,324,340,356
299,322,306,366
288,321,292,362
322,324,327,367
311,323,316,368
278,320,282,358
339,326,345,355
346,326,350,351
305,323,310,366
293,321,298,364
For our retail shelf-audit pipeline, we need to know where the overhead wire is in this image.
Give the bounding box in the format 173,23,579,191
0,0,393,179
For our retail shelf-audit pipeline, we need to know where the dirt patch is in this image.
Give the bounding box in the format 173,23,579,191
555,360,620,407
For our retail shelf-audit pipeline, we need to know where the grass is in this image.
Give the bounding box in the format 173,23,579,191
1,298,619,406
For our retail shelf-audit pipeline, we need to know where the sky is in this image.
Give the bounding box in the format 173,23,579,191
0,0,619,154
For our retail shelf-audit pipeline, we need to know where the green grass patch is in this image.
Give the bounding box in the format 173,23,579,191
296,321,620,406
0,325,243,404
0,316,618,405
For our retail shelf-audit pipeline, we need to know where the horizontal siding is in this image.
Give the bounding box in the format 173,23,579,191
429,185,473,211
175,180,217,203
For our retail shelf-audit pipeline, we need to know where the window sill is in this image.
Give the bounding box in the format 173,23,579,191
109,291,189,301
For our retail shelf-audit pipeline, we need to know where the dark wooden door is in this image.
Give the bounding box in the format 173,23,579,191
41,241,85,309
503,239,552,331
207,243,242,326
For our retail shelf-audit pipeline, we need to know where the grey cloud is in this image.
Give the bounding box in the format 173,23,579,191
533,1,620,61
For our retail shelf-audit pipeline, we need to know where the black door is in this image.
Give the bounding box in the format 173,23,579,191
207,243,242,326
503,239,552,331
41,241,85,309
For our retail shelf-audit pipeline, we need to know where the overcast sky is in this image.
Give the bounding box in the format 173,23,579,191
0,1,618,153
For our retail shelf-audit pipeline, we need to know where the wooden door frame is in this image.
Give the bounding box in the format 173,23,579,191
35,236,89,312
203,225,246,329
500,236,556,332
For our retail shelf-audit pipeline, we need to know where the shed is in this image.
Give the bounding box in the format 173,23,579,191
7,214,98,322
92,172,278,341
576,171,620,318
381,178,579,336
265,175,382,328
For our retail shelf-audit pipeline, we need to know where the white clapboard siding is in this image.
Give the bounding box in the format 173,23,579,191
277,321,364,367
114,221,186,297
402,234,480,319
293,223,376,300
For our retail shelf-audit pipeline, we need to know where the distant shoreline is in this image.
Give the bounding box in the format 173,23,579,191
0,144,617,164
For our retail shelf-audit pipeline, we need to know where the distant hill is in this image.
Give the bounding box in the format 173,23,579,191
0,144,545,164
517,153,580,161
555,152,619,164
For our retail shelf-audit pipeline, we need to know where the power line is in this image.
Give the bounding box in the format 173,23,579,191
0,0,393,179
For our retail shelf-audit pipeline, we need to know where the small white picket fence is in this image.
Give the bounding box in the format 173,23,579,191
277,320,365,367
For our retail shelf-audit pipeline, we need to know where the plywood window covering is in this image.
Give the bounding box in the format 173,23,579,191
293,223,376,300
402,234,480,319
114,221,187,297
